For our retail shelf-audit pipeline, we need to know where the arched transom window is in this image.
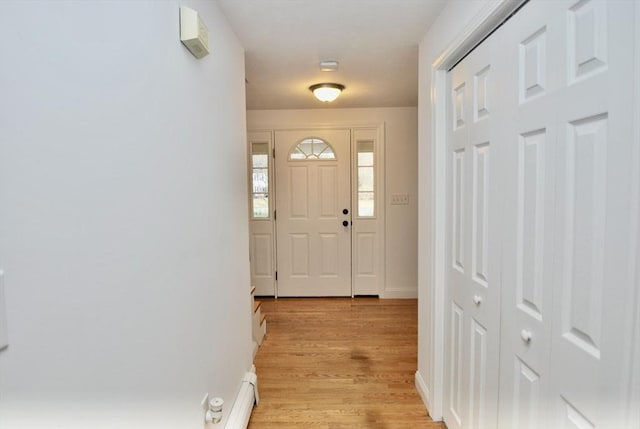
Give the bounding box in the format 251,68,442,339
289,138,336,160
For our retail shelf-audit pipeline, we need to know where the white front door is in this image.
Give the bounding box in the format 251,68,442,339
274,129,352,297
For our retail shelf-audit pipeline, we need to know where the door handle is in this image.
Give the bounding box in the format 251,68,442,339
342,220,349,227
473,295,482,305
520,329,532,343
343,209,349,215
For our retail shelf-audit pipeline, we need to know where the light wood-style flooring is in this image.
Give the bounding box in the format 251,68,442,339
248,298,446,429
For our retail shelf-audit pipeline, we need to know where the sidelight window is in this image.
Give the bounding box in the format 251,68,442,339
357,140,375,217
251,142,269,218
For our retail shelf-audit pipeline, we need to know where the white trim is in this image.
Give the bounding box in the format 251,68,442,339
247,120,387,133
432,0,527,71
415,370,431,414
377,123,386,298
426,0,524,421
628,3,640,426
380,288,417,299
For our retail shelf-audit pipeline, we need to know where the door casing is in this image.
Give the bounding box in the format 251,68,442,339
248,124,385,298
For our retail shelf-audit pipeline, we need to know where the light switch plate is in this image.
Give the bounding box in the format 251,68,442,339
390,194,409,205
0,270,8,350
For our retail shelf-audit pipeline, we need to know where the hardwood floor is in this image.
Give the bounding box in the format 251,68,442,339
248,298,446,429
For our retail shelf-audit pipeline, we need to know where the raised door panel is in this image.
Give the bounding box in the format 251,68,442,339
468,319,488,429
319,233,339,278
448,302,465,428
354,232,376,277
318,166,338,219
251,233,273,278
559,114,607,361
567,0,607,84
519,27,546,103
472,142,490,288
452,148,466,273
289,166,309,219
512,358,541,429
516,129,547,322
289,234,310,278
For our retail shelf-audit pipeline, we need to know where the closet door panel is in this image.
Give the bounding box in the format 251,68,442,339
444,38,502,429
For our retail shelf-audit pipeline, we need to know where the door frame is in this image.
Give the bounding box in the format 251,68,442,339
248,123,386,298
629,2,640,424
421,0,528,421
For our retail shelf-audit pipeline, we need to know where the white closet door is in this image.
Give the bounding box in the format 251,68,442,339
496,2,564,426
497,1,638,428
444,36,502,429
549,1,636,426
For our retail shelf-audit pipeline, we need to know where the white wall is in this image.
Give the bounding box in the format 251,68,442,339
247,107,418,298
416,0,493,417
0,1,252,427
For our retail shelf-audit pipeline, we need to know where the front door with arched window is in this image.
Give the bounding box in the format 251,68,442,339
274,129,352,296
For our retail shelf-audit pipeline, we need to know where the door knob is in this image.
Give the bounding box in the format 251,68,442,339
473,295,482,305
343,209,349,215
520,329,532,343
342,220,349,227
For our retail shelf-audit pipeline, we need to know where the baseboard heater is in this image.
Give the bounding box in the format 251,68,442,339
225,367,259,429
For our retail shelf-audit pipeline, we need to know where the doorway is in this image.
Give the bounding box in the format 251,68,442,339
248,125,385,298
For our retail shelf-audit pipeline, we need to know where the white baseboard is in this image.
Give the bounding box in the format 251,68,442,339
415,370,433,418
381,288,418,299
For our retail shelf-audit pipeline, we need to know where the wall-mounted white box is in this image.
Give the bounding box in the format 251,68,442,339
0,270,8,350
180,6,209,59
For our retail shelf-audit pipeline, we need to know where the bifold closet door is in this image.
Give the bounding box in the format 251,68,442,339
443,32,503,429
497,1,638,428
444,1,638,428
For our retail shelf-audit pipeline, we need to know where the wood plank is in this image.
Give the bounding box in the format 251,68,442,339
248,298,446,429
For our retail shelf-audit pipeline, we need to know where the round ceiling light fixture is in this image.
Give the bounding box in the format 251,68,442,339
309,83,345,103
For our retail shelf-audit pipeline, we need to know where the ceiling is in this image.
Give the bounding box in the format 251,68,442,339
216,0,447,110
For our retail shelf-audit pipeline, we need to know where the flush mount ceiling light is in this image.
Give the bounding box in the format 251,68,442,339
309,83,345,103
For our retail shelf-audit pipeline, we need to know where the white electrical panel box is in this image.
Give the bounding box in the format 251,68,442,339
180,6,209,59
0,270,8,350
